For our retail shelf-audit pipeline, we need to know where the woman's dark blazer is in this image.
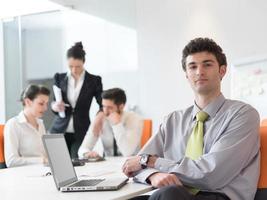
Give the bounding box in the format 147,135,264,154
49,71,102,141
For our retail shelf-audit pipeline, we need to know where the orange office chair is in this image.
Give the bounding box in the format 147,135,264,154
254,125,267,199
0,124,6,169
261,119,267,126
140,119,152,148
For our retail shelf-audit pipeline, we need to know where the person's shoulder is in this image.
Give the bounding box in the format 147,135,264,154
53,72,67,80
5,115,20,126
124,111,142,121
164,105,194,121
86,72,101,80
85,72,102,87
224,99,259,116
155,106,193,131
223,99,260,125
4,115,21,133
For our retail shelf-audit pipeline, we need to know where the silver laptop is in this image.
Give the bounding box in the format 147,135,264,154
42,134,128,192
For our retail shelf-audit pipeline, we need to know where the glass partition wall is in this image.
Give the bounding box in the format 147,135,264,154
3,17,24,121
2,11,63,128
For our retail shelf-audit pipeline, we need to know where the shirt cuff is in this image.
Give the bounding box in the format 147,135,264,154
78,148,87,158
24,157,44,165
154,157,178,173
133,168,159,184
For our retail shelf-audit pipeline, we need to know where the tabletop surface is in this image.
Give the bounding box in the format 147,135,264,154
0,157,153,200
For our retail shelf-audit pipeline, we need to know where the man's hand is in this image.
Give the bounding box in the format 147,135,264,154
122,156,142,177
92,111,105,137
148,172,182,188
107,112,121,125
83,151,100,158
42,156,48,165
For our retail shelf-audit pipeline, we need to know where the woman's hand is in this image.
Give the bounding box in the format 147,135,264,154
51,101,66,112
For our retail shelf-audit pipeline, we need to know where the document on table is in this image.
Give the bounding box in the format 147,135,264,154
53,85,65,118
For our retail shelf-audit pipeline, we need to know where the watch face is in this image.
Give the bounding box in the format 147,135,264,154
140,156,146,164
140,154,148,165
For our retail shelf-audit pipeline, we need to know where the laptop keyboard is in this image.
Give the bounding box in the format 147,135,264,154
69,179,105,187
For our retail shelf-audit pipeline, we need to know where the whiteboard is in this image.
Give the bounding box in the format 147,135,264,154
231,56,267,120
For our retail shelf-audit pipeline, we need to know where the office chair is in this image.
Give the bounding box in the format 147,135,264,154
254,125,267,200
141,119,152,148
0,124,6,169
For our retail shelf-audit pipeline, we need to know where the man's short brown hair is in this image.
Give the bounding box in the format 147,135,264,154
181,38,227,71
101,88,126,106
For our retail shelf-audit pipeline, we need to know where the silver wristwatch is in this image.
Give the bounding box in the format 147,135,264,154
139,154,150,169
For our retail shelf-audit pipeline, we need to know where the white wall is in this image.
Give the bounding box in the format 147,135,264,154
136,0,267,131
0,21,6,123
51,0,136,28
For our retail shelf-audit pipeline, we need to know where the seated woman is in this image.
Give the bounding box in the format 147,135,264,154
4,85,50,167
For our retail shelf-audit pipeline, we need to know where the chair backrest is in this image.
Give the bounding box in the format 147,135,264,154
140,119,152,148
254,125,267,199
0,124,6,168
258,125,267,188
261,119,267,126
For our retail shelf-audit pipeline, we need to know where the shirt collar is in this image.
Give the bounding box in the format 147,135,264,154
192,94,226,121
67,70,86,82
17,111,28,124
17,111,43,125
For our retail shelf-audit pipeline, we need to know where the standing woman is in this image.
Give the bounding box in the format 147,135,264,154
50,42,103,158
4,85,50,167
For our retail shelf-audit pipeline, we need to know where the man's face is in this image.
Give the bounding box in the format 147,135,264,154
102,99,124,116
185,51,226,95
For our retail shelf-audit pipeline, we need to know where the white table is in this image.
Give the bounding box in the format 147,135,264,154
0,157,153,200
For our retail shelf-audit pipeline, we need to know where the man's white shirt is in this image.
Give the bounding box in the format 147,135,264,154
78,111,143,157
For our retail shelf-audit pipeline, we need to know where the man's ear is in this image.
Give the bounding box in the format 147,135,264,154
219,65,227,80
119,104,125,112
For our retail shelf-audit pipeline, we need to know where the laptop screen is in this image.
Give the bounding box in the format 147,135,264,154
42,134,78,189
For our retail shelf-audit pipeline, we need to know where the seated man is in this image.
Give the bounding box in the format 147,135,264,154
78,88,143,158
122,38,260,200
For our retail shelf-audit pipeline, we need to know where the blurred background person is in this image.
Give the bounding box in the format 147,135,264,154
50,42,103,158
78,88,143,158
4,85,50,167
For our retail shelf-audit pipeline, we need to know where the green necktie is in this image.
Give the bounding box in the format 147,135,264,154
185,111,209,194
